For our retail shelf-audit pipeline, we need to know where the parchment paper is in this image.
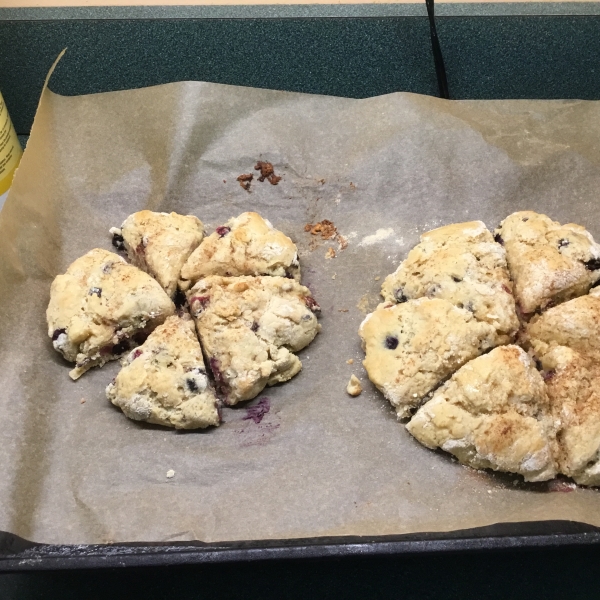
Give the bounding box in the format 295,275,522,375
2,75,600,546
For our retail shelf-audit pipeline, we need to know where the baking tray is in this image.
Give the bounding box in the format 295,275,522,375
1,521,599,572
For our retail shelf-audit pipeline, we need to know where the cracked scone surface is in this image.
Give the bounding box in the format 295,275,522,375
179,212,299,291
526,295,600,485
110,210,204,298
106,315,220,429
188,275,320,405
406,345,557,482
381,221,518,342
47,248,175,380
359,298,498,418
496,211,600,316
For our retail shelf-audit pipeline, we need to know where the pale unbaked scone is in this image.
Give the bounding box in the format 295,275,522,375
47,248,175,380
110,210,204,298
495,211,600,316
381,221,518,342
187,275,320,405
406,345,557,482
106,315,220,429
179,212,300,291
359,298,499,419
526,294,600,485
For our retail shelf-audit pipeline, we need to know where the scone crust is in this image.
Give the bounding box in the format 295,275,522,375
106,315,220,429
359,298,498,418
496,211,600,315
179,212,299,290
526,294,600,485
47,248,175,379
113,210,204,297
188,275,320,405
381,220,518,341
406,345,557,482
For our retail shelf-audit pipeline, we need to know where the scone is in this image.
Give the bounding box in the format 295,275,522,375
381,221,518,342
406,345,557,482
187,275,320,405
495,211,600,316
526,294,600,485
110,210,204,298
106,315,220,429
179,212,300,291
359,298,499,419
47,248,175,380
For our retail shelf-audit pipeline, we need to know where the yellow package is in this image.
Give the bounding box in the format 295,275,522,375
0,91,23,196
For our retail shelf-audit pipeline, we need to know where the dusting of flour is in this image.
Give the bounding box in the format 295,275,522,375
359,228,394,246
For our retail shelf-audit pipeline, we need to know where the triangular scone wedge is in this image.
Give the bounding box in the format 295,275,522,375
46,249,175,380
106,315,220,429
381,221,518,343
495,211,600,317
406,345,557,482
110,210,204,298
359,298,499,419
187,276,320,405
179,212,300,291
526,294,600,485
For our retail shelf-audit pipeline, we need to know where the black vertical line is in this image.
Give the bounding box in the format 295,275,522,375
425,0,450,99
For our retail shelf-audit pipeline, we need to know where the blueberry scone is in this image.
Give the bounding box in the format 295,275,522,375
179,212,300,291
106,315,220,429
47,248,175,380
495,211,600,317
359,298,498,418
110,210,204,298
381,221,518,343
187,275,320,405
406,346,557,482
526,294,600,485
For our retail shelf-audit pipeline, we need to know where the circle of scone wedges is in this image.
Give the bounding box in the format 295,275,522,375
46,211,321,430
360,211,600,487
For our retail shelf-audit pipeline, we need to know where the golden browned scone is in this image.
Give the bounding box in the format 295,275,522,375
526,294,600,485
359,298,498,419
106,315,220,429
110,210,204,298
495,211,600,317
179,212,299,291
187,275,320,405
47,249,175,380
381,221,518,343
406,345,557,482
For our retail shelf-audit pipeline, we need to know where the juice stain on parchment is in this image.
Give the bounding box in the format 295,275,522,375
235,397,280,447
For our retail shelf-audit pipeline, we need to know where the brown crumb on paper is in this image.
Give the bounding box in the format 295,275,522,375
338,308,349,313
338,235,348,250
308,219,337,240
237,173,253,192
255,161,281,185
80,398,86,404
325,247,336,259
318,178,326,185
346,374,362,397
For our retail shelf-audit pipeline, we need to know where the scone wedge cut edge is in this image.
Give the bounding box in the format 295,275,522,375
188,275,320,405
107,315,220,429
406,345,557,482
47,248,175,380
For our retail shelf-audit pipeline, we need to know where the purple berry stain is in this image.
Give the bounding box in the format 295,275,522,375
243,398,270,424
216,226,231,237
52,328,66,341
305,296,321,312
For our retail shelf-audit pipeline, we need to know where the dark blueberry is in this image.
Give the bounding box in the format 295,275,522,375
465,301,475,313
102,263,113,274
305,296,321,312
186,378,199,393
284,268,295,279
209,357,230,401
535,358,543,371
173,288,187,309
584,258,600,271
522,217,529,222
111,233,125,251
452,276,462,283
493,233,504,245
112,339,130,356
52,328,66,341
394,289,408,303
132,331,149,345
301,314,313,321
426,285,440,297
216,226,231,237
385,335,399,350
251,322,259,332
543,370,556,382
558,238,570,249
88,287,102,298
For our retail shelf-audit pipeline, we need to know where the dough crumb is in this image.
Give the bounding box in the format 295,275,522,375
346,374,362,396
346,359,354,364
338,308,349,313
374,276,381,281
325,247,336,259
332,273,336,280
80,398,86,404
166,470,175,479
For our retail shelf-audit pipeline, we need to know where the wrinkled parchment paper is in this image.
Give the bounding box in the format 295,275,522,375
2,75,600,545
